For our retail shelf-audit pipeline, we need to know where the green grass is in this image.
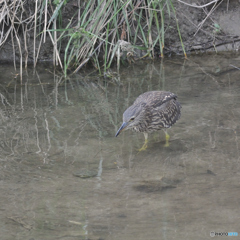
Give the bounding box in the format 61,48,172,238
0,0,187,78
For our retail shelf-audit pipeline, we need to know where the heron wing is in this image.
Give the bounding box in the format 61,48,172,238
153,99,181,128
130,91,181,131
133,91,177,107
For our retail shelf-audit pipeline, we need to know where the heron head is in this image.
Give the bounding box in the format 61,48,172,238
115,103,144,137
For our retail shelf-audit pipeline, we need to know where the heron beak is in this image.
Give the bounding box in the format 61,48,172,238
115,122,128,137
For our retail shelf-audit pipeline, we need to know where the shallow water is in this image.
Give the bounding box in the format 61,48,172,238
0,53,240,240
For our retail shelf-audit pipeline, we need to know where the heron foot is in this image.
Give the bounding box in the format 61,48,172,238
138,139,148,151
164,132,170,147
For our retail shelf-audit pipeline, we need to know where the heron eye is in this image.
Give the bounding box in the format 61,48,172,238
130,117,135,121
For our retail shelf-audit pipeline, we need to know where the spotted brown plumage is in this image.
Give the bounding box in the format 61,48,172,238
115,91,181,150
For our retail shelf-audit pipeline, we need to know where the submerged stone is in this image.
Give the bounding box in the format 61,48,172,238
73,169,98,178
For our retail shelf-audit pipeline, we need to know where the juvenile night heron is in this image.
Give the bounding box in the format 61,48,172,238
115,91,181,150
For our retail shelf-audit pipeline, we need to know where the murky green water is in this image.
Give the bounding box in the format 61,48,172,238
1,53,240,240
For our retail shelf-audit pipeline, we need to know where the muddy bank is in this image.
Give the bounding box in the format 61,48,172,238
165,0,240,54
0,0,240,65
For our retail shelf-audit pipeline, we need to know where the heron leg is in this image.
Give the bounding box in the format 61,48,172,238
138,132,148,151
163,129,170,147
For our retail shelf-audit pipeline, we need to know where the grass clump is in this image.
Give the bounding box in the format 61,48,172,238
0,0,186,78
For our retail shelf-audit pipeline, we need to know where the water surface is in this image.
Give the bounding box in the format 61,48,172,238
0,54,240,240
